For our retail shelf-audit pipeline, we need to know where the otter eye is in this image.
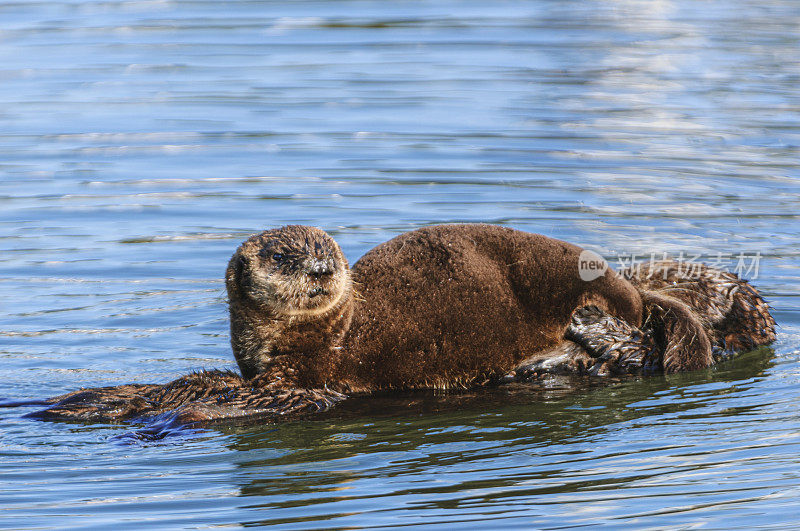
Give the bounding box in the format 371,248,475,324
272,253,284,262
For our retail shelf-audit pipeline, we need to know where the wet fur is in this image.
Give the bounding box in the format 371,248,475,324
527,260,776,377
341,225,644,390
229,224,645,392
29,225,775,424
226,225,353,383
29,370,345,424
630,261,776,356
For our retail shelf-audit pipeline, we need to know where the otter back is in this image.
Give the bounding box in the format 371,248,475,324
342,224,643,390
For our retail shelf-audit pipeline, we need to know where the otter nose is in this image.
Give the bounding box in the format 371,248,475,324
307,259,332,278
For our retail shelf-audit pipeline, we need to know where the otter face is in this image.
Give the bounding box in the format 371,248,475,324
228,225,350,317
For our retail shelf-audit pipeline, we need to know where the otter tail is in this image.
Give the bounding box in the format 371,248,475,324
25,370,346,425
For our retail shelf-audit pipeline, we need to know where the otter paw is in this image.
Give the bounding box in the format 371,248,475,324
508,342,596,381
565,305,660,375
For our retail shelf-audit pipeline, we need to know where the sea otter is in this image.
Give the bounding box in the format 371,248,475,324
27,224,775,424
226,224,646,391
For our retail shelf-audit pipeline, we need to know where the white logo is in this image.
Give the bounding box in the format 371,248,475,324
578,250,608,281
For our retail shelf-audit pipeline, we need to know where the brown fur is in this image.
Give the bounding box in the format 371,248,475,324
639,290,714,372
29,370,345,423
565,305,660,375
525,260,776,377
628,260,776,355
29,225,775,424
341,224,643,390
228,224,643,392
225,225,353,384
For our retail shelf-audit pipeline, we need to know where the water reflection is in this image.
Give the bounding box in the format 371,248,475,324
217,348,786,527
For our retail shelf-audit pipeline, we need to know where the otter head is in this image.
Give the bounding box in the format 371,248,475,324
227,225,350,318
226,225,354,381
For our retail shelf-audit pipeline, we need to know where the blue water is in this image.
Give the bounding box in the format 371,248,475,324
2,0,800,528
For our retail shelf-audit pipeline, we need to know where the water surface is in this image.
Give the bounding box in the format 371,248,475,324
2,0,800,528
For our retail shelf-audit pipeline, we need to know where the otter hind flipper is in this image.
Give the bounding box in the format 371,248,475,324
516,298,715,379
565,305,660,375
507,304,658,381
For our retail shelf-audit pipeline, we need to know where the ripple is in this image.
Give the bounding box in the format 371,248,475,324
1,0,800,528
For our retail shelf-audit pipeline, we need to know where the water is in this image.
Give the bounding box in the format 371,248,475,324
2,0,800,528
